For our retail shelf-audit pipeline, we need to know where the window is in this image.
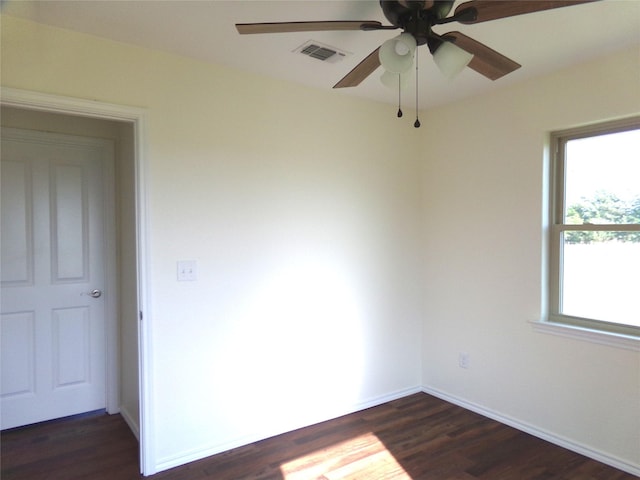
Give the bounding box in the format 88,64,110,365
549,118,640,337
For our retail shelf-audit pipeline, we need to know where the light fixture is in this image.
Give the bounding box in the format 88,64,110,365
378,33,417,73
380,70,410,90
380,34,474,128
432,40,473,79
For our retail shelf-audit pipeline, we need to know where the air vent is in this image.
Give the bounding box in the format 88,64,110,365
302,44,337,61
294,41,351,64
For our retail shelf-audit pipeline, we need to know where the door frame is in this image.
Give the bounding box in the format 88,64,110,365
0,87,154,475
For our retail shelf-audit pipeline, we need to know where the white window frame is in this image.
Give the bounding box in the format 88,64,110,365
548,117,640,338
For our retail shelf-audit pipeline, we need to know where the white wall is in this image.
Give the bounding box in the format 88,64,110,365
1,16,424,473
420,47,640,473
115,121,140,437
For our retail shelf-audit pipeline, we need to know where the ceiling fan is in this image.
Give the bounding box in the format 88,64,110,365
237,1,596,87
237,1,596,126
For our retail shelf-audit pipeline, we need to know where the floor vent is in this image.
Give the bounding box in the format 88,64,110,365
294,41,350,64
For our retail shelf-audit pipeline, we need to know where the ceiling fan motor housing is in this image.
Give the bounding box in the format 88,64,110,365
380,0,455,45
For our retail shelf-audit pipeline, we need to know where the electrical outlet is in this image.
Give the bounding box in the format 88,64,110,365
177,260,197,281
458,352,470,369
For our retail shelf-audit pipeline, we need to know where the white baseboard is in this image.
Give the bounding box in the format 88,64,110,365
154,385,422,474
422,386,640,478
119,404,140,441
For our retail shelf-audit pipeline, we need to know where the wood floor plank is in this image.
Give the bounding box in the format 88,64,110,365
1,393,636,479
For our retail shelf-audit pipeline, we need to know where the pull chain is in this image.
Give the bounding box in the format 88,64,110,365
397,74,403,118
414,52,421,128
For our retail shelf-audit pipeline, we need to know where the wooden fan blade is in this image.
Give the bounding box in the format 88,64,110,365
333,47,381,88
236,21,382,34
442,32,521,80
454,0,598,24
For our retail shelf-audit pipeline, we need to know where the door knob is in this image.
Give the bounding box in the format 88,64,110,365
88,289,102,298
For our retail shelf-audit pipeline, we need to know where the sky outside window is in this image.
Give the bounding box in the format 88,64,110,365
564,128,640,220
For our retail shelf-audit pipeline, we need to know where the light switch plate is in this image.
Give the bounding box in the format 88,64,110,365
177,260,197,281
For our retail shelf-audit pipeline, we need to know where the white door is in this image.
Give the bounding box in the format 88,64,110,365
1,127,113,430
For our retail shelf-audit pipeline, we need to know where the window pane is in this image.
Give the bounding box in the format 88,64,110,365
564,129,640,225
561,232,640,327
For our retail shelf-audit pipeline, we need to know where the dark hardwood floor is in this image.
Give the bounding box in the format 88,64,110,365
1,393,636,479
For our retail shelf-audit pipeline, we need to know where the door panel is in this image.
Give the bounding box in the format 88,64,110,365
0,311,35,398
52,162,88,281
0,159,33,286
52,306,90,387
1,128,112,430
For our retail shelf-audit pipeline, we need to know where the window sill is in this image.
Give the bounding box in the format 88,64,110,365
530,320,640,351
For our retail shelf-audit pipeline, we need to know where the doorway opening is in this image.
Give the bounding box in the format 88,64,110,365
1,101,145,470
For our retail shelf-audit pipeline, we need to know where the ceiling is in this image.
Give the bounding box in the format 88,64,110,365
3,0,639,110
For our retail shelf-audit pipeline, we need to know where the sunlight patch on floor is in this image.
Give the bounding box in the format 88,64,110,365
280,432,412,480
